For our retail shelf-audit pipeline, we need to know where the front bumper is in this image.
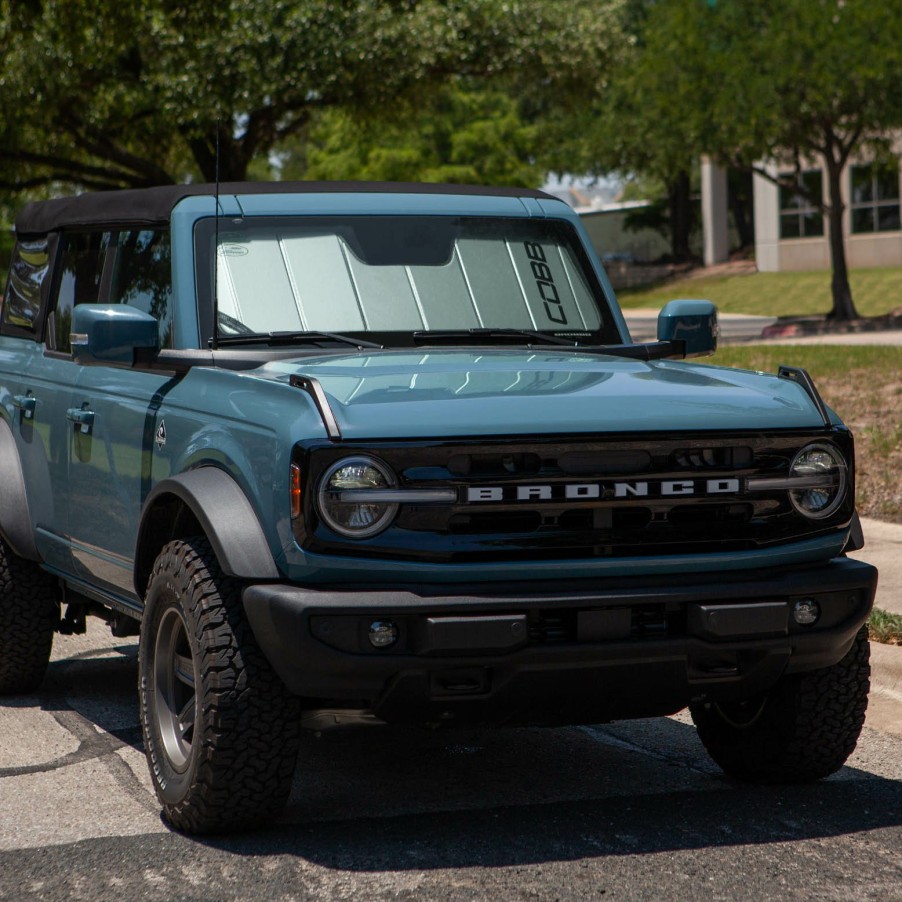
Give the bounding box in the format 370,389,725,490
243,557,877,727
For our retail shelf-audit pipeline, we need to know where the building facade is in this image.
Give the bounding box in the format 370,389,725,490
701,146,902,272
754,150,902,272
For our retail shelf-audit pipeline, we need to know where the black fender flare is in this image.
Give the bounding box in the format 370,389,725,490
0,418,40,561
135,467,279,597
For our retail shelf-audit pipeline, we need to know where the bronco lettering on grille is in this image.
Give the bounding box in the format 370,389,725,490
466,479,741,503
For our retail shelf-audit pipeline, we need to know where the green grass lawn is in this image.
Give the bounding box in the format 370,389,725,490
708,344,902,374
618,266,902,318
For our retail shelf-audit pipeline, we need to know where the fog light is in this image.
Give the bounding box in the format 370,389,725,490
793,599,820,626
368,620,398,648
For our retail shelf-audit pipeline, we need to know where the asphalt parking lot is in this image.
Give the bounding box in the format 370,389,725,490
2,616,901,901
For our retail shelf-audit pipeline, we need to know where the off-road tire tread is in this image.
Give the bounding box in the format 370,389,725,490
690,626,870,783
0,538,58,694
140,537,301,834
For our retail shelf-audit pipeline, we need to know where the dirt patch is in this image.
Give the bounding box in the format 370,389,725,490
817,372,902,523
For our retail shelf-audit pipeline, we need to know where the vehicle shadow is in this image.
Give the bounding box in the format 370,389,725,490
22,637,902,872
198,716,901,869
201,772,902,870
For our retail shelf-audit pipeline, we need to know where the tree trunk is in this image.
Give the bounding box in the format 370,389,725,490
188,125,251,184
824,158,859,320
668,170,694,263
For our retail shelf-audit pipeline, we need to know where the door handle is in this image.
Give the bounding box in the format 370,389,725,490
66,407,95,434
12,395,37,420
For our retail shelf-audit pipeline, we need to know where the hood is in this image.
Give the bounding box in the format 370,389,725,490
260,349,830,440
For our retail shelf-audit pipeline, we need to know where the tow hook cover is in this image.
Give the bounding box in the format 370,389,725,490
422,614,528,653
688,602,789,640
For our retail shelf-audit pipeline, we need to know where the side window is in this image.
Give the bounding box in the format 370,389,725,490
50,231,111,353
1,237,51,334
109,229,173,348
50,229,173,354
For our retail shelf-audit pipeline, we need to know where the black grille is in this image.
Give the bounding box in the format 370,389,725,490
298,428,854,563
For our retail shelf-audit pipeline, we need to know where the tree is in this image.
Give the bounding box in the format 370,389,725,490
641,0,902,320
278,81,543,187
0,0,624,192
534,0,703,263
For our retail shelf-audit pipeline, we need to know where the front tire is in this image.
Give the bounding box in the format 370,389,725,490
690,626,870,783
0,537,58,695
139,537,301,833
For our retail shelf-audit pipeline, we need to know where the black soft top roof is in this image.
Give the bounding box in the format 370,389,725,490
14,181,559,236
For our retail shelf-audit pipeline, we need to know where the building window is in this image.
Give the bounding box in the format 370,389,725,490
779,170,824,239
850,163,901,234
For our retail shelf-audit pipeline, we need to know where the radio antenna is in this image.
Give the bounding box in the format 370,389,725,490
211,118,221,350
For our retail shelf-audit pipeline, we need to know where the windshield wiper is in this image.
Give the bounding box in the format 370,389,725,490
216,330,383,349
412,328,583,347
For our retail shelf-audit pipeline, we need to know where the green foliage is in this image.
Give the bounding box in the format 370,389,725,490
637,0,902,317
679,0,902,171
0,190,21,284
869,608,902,646
537,1,693,181
291,84,543,187
0,228,13,286
0,0,624,192
549,0,902,311
0,1,192,188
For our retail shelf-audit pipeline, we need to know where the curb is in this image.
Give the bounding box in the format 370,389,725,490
871,641,902,699
867,641,902,736
761,313,902,340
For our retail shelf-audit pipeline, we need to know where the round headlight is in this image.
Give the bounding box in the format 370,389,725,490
317,456,399,538
788,443,847,520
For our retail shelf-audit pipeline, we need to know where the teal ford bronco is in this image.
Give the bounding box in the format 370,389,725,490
0,182,877,833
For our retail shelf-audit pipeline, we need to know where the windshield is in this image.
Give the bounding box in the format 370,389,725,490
194,215,618,345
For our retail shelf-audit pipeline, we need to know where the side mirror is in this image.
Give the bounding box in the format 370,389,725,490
657,299,719,357
70,304,160,367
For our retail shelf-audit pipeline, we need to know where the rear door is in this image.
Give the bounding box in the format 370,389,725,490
0,234,71,570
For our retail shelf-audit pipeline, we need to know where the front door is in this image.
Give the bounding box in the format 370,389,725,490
53,228,175,600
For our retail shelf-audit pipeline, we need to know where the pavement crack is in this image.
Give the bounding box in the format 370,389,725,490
0,725,127,778
578,724,718,776
1,653,158,813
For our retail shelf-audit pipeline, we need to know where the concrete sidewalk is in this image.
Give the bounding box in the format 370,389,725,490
851,517,902,618
850,518,902,735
